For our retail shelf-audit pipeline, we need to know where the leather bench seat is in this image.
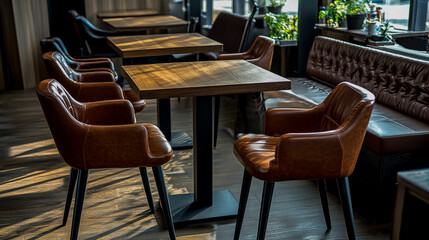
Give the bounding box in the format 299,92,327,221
264,77,429,155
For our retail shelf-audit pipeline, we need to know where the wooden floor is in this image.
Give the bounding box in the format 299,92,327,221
0,89,391,239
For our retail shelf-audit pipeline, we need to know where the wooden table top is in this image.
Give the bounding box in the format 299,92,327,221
98,9,159,18
107,33,223,58
103,15,188,31
122,60,291,99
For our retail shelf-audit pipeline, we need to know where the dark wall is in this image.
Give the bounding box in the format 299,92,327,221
0,0,23,90
47,0,86,56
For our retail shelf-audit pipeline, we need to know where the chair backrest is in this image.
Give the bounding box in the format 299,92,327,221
208,12,248,53
239,0,258,52
246,36,275,70
42,51,81,96
40,37,80,68
187,16,199,33
36,79,88,168
69,10,91,55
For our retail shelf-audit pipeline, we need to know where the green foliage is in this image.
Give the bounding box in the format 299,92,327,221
264,12,298,41
266,0,287,7
318,0,346,26
379,20,394,42
345,0,370,15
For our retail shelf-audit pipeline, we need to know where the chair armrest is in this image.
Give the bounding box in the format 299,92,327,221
81,99,135,125
83,123,172,169
75,82,124,102
74,60,114,70
217,53,245,60
264,106,325,136
273,130,346,180
75,70,116,82
74,68,114,74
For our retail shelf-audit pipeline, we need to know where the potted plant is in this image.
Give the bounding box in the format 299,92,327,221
266,0,287,14
345,0,370,29
318,0,346,28
264,12,298,43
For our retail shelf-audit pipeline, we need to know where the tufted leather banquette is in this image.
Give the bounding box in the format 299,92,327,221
264,36,429,224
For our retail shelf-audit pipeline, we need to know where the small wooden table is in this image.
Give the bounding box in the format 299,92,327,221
392,168,429,240
103,15,188,31
98,9,159,18
122,60,291,224
107,33,223,58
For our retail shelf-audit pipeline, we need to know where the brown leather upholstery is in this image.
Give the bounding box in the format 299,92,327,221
217,36,275,71
201,11,248,60
234,82,375,182
37,79,172,169
43,51,146,112
36,79,176,239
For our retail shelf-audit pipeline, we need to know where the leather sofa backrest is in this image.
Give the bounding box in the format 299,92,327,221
307,36,429,123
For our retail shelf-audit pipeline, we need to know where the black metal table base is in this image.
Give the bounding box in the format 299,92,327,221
170,132,193,150
168,190,238,224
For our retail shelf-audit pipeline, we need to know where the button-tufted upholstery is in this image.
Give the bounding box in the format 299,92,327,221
263,36,429,224
36,79,176,240
233,82,375,240
307,36,429,123
43,51,146,112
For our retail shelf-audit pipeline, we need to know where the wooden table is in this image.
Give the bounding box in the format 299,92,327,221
392,168,429,240
98,9,159,18
103,15,188,31
122,60,291,224
107,33,223,58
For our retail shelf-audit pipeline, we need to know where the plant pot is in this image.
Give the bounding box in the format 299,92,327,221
346,14,365,30
267,6,282,14
367,22,377,36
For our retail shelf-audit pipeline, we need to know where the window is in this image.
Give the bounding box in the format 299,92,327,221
372,0,410,30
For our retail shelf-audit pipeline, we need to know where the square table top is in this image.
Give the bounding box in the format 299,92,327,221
122,60,291,99
107,33,223,58
98,9,159,18
103,15,188,31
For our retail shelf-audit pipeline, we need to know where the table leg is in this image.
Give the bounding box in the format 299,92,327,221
392,184,406,240
167,96,238,224
157,99,193,150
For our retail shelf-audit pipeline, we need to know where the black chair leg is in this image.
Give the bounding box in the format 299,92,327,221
139,167,155,213
63,168,78,226
234,170,253,240
337,177,356,240
214,95,220,148
257,181,275,240
70,169,88,240
317,179,331,230
152,166,176,240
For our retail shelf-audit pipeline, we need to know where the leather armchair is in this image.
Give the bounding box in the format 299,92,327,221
69,10,145,57
37,79,176,240
42,51,146,112
214,36,275,147
217,36,275,71
233,82,375,240
40,37,117,80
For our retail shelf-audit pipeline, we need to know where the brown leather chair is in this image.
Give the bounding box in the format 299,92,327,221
214,36,275,147
42,51,146,112
36,79,176,240
233,82,375,240
40,37,117,80
69,10,145,57
217,36,275,71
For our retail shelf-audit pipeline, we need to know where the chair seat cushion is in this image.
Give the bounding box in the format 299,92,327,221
264,78,429,155
234,133,279,181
